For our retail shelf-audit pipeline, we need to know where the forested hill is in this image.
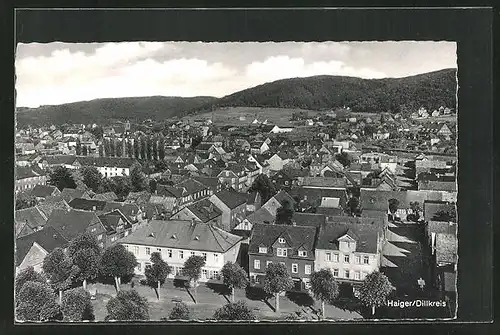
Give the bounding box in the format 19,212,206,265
16,96,217,127
189,68,457,115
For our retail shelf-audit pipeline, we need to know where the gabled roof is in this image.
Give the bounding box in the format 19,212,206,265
16,166,45,180
192,176,219,190
174,178,208,196
31,184,59,198
93,191,118,202
249,223,316,259
15,206,48,229
316,221,380,253
74,156,138,169
212,190,248,209
46,208,104,241
183,198,222,223
360,189,408,211
37,199,70,217
61,188,89,203
40,155,77,166
103,202,141,219
119,220,242,253
68,198,107,211
300,177,347,188
292,212,326,228
271,190,296,207
125,191,152,205
157,184,184,198
244,207,275,225
98,209,132,234
16,226,69,266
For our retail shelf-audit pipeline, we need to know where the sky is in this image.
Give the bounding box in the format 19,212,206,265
15,41,456,108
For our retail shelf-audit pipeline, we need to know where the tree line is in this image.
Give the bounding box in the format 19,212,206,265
100,135,171,161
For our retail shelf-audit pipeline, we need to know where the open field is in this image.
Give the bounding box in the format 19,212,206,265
88,279,363,321
183,107,321,126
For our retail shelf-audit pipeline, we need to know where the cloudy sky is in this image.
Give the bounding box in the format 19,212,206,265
15,41,456,108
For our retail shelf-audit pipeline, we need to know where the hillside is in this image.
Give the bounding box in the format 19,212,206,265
187,68,457,115
16,96,217,127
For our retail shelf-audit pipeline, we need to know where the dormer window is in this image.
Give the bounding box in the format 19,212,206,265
278,238,286,244
259,247,267,254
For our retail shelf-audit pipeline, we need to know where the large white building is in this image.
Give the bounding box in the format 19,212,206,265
119,220,243,282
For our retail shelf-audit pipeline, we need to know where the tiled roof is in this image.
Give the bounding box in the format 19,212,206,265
300,177,347,188
427,221,458,236
93,192,118,201
69,198,107,211
435,233,458,264
157,184,184,198
125,191,152,205
316,221,380,253
61,188,89,203
360,189,408,211
119,220,242,253
16,166,45,180
185,198,222,223
272,190,296,207
16,226,69,266
98,209,132,234
213,190,248,209
15,206,48,229
75,156,138,168
37,199,70,217
291,186,348,209
103,202,141,220
418,181,457,192
174,178,208,196
40,155,77,166
46,208,104,241
244,207,275,225
292,213,326,228
249,223,317,260
31,184,59,198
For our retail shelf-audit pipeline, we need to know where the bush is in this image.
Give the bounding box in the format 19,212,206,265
169,302,191,320
62,287,94,321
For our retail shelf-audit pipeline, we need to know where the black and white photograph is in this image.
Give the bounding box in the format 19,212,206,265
14,37,460,322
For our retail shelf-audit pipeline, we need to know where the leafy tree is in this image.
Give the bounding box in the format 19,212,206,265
130,163,148,192
144,252,171,300
133,138,140,159
82,145,88,156
80,166,102,193
358,271,395,315
249,173,277,204
347,197,361,216
15,266,46,300
221,262,249,302
15,194,38,210
191,135,203,148
275,200,294,225
48,166,77,191
68,232,102,290
158,137,165,160
61,287,95,321
309,269,339,319
335,152,351,168
98,143,104,157
388,198,400,216
39,299,63,321
100,244,137,292
213,301,256,321
263,262,294,312
182,255,206,303
168,302,191,320
76,142,82,156
111,176,133,200
408,201,422,222
433,208,457,222
16,281,57,321
106,290,149,321
140,136,147,160
149,179,158,193
110,138,117,157
116,139,123,157
42,247,79,304
146,137,153,161
152,138,158,161
126,140,133,158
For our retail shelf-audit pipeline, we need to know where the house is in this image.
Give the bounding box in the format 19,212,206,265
15,166,48,194
250,141,270,154
119,220,243,282
209,190,248,231
15,206,49,237
217,168,247,192
270,125,294,133
270,168,309,190
16,226,69,274
248,223,317,291
267,152,294,172
45,208,108,248
314,220,383,287
174,178,213,206
60,188,92,203
73,157,138,178
30,184,61,201
291,186,348,214
170,198,223,228
103,201,145,227
38,155,78,170
68,198,107,212
93,191,119,202
261,190,296,217
432,233,457,296
37,198,70,218
437,124,453,138
153,184,185,214
98,209,134,245
246,191,262,214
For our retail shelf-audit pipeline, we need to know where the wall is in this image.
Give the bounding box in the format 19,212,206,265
314,249,380,282
17,243,47,274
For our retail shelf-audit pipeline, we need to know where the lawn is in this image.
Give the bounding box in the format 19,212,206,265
89,279,362,321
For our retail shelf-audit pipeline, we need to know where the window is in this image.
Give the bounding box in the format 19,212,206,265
91,227,96,232
292,264,298,273
277,248,288,257
213,270,219,280
363,256,370,265
137,263,142,272
202,252,207,261
202,269,208,278
284,180,289,185
134,246,139,255
345,270,350,279
97,234,102,241
214,253,219,262
254,260,261,270
333,268,339,277
326,252,332,261
145,247,151,255
266,261,272,268
344,254,350,263
298,250,307,257
168,249,172,258
305,265,312,275
355,255,361,264
259,247,267,254
278,237,286,243
190,251,195,257
333,253,339,262
179,250,184,259
354,271,361,280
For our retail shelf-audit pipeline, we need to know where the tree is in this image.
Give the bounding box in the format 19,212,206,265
358,271,395,315
149,179,158,193
100,244,137,292
76,142,82,156
146,137,153,161
106,290,149,321
335,152,352,168
433,208,457,222
408,201,422,222
110,176,133,200
309,269,339,319
221,262,249,302
388,198,400,215
16,281,58,321
130,163,148,192
48,166,77,191
15,194,38,210
158,137,165,161
152,138,158,161
110,138,116,157
61,287,95,321
98,143,104,157
68,232,102,290
275,200,294,225
144,252,171,300
140,136,147,160
347,197,361,216
42,247,79,304
263,263,294,312
182,255,206,303
249,173,277,204
15,266,46,300
133,138,140,159
80,166,102,193
116,139,123,157
82,145,88,156
169,302,190,320
213,301,256,321
126,140,133,158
